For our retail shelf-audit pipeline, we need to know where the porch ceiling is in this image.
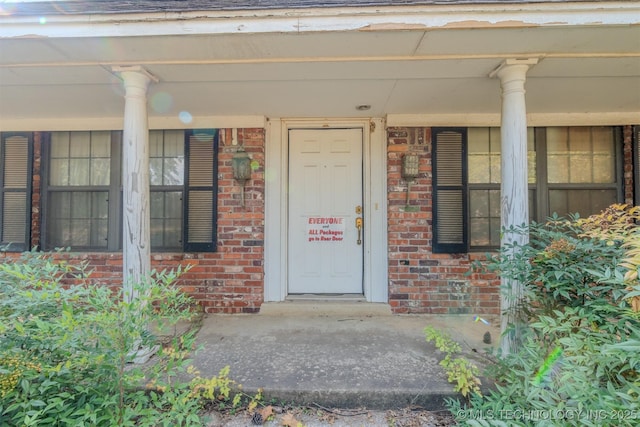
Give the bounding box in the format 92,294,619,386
1,9,639,127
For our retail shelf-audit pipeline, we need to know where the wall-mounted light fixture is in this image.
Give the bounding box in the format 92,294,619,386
232,146,251,207
402,152,420,210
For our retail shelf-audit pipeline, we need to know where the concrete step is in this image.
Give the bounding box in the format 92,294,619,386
189,312,499,410
259,300,392,317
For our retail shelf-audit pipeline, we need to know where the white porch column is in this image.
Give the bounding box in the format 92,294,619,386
113,66,157,302
491,58,537,355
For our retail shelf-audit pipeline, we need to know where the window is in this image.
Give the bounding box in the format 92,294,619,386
0,133,32,251
150,130,184,250
545,127,619,217
467,128,536,250
43,129,218,252
46,131,115,250
433,126,622,253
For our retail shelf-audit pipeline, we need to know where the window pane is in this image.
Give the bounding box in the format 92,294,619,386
468,128,493,184
91,132,111,157
91,192,108,219
150,220,163,247
468,128,489,153
70,131,90,157
470,190,489,218
592,127,615,183
69,159,90,185
468,127,532,185
164,219,182,247
48,191,108,248
48,220,71,247
468,156,489,183
470,189,501,247
527,128,536,184
547,126,615,184
150,192,164,214
149,130,184,249
489,190,501,217
593,154,615,183
165,191,182,219
51,132,69,158
547,127,569,152
528,151,537,184
489,218,501,246
549,189,617,218
72,219,90,246
548,154,569,183
91,159,110,185
470,218,490,247
150,130,185,186
72,192,91,218
164,131,184,157
150,158,163,186
150,191,183,248
164,158,184,185
570,154,593,183
91,219,108,247
51,131,112,187
49,159,69,186
569,127,591,152
149,131,163,156
593,127,614,152
48,192,71,247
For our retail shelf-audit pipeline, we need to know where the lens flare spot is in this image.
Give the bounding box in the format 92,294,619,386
179,111,193,124
473,316,490,325
39,17,47,24
150,92,173,114
533,346,563,386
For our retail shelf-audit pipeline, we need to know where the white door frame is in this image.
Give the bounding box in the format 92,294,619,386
264,118,388,303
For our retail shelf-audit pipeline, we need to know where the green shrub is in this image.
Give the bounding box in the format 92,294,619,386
451,204,640,426
424,326,482,399
0,250,255,426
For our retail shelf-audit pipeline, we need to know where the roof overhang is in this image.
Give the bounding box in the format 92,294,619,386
1,1,639,130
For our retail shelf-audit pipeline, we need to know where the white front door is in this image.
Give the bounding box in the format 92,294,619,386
288,128,364,294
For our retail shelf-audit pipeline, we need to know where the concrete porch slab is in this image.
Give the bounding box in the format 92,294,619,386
190,303,499,410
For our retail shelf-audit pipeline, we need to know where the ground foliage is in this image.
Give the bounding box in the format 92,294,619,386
450,204,640,426
0,251,258,426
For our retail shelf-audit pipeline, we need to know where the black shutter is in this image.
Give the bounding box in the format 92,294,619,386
0,133,32,251
184,129,218,252
432,128,467,253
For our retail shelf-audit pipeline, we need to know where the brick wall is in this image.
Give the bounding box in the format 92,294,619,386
385,125,637,315
24,128,265,314
6,124,637,316
386,127,500,315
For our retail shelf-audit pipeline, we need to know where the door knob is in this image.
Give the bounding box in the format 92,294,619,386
355,217,363,245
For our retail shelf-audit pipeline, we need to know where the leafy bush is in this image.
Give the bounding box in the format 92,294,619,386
0,251,256,426
424,326,482,398
451,204,640,426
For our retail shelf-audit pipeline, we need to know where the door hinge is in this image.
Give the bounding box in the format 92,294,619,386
369,121,376,133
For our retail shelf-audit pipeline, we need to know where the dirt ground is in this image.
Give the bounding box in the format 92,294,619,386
204,405,456,427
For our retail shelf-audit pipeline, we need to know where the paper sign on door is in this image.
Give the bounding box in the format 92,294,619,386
307,217,345,242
